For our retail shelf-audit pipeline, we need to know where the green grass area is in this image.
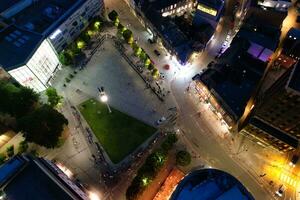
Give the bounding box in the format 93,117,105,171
79,99,156,163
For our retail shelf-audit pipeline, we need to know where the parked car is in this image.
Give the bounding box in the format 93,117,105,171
154,49,161,56
156,117,166,125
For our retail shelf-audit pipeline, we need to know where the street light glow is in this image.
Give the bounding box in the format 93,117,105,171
100,94,108,102
88,191,100,200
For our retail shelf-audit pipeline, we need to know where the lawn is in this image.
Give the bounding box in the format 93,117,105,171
79,99,156,163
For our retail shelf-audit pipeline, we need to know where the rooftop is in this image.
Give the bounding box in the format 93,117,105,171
170,169,254,200
0,25,43,70
0,155,88,200
288,62,300,92
199,38,266,120
0,0,22,13
10,0,82,35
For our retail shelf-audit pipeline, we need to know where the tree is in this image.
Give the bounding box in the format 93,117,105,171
108,10,118,22
93,21,101,31
18,140,29,154
147,63,154,71
46,87,62,108
17,105,68,148
117,23,126,34
6,145,14,157
79,32,91,44
176,150,191,166
0,82,38,117
123,29,134,44
161,133,178,152
59,51,73,66
0,153,6,165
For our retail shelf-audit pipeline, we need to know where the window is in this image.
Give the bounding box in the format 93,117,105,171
72,21,78,26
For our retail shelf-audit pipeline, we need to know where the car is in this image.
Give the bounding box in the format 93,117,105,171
156,117,166,125
154,49,161,56
275,185,285,197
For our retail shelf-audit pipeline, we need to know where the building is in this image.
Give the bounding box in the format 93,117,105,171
192,36,267,129
0,0,104,92
0,155,89,200
133,0,215,65
256,0,292,12
170,169,254,200
193,0,225,27
242,62,300,151
282,28,300,61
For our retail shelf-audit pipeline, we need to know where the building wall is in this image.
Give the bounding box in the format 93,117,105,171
48,0,104,52
8,40,60,92
161,0,196,17
255,67,300,140
242,123,295,151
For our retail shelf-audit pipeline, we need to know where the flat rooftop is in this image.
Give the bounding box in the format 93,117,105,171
170,169,254,200
7,0,82,34
199,39,266,120
0,25,43,70
288,62,300,92
4,160,74,200
0,155,87,200
0,0,22,13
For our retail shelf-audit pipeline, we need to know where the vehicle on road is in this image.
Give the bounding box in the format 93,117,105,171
154,49,161,56
275,185,285,197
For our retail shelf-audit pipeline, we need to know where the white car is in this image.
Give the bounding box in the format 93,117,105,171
275,185,285,197
156,117,166,125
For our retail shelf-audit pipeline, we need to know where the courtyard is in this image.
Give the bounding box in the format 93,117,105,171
79,98,156,163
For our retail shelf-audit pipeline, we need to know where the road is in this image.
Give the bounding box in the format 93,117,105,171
103,0,276,199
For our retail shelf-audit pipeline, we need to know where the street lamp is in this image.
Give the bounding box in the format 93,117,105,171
98,87,112,113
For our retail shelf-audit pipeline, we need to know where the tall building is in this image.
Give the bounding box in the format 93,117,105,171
0,155,89,200
0,0,104,92
242,62,300,151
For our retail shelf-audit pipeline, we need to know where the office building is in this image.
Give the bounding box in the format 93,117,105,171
0,0,104,92
242,62,300,151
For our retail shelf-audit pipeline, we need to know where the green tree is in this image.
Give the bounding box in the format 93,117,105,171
117,23,126,34
147,63,154,71
122,29,133,44
79,32,91,44
46,87,62,108
176,150,191,166
6,145,14,157
93,21,101,31
59,51,73,66
17,105,68,148
108,10,118,22
0,82,38,117
18,140,29,154
161,133,178,152
0,153,6,165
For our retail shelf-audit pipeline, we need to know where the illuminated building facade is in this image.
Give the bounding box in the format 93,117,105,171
193,0,224,27
0,0,104,92
257,0,292,12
